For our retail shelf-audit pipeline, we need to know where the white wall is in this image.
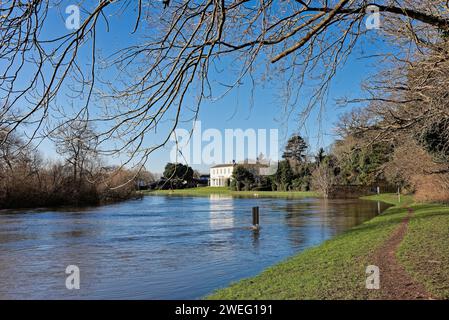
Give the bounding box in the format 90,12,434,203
210,166,234,187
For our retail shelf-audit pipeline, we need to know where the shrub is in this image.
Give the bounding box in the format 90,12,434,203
414,174,449,203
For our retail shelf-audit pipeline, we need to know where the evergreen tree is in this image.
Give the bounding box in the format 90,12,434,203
275,160,294,191
163,163,194,188
232,165,255,191
315,147,326,164
282,135,308,163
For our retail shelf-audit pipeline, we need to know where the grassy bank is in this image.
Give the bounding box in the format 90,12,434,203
360,193,414,206
147,187,319,198
397,204,449,298
207,193,449,299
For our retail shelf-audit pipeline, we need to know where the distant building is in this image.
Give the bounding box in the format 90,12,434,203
210,164,235,187
209,161,271,187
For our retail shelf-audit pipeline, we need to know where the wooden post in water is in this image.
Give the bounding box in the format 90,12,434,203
252,206,260,230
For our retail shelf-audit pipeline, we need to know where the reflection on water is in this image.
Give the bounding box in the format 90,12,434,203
0,196,390,299
209,195,234,230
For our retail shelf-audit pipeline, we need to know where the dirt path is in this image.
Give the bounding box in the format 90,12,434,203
370,207,432,300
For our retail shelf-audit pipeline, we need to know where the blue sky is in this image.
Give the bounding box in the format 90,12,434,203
10,1,390,174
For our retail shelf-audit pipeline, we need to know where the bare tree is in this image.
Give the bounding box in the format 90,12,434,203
312,161,336,198
0,126,43,207
52,120,98,184
1,0,449,168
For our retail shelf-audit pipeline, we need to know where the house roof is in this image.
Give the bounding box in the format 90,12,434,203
210,163,235,168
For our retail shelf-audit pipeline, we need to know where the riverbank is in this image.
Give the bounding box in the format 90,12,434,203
207,194,449,299
146,187,319,198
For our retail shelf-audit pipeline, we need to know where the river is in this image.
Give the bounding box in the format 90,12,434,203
0,195,389,299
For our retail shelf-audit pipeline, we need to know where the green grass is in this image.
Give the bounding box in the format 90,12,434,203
207,194,449,300
397,204,449,299
146,187,318,198
360,193,414,207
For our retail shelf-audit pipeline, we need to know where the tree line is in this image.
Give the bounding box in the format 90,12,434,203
230,134,393,198
334,41,449,202
3,1,448,203
154,134,394,198
0,122,154,209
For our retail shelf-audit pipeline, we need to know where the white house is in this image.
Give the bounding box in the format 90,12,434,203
209,161,272,187
210,164,234,187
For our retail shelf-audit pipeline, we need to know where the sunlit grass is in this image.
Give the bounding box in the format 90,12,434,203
361,193,414,207
398,204,449,299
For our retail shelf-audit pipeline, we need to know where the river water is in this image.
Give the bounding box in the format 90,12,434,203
0,195,389,299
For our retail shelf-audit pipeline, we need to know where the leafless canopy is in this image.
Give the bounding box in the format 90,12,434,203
1,0,449,167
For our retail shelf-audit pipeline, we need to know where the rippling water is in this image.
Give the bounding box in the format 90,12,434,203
0,195,389,299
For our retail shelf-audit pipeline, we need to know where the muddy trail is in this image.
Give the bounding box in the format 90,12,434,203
370,207,432,300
